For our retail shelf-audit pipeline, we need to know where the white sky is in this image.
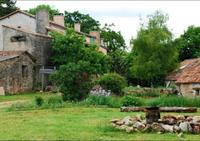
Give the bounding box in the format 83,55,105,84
16,1,200,47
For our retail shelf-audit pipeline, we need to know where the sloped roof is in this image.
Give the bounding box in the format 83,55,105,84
0,9,65,29
166,58,200,84
0,51,36,62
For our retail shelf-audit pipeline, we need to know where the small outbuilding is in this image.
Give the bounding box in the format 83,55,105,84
0,51,35,94
166,58,200,97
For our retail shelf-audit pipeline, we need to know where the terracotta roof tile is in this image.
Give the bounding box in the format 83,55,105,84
166,58,200,84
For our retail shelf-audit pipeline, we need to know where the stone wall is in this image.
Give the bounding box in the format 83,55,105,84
0,12,36,50
179,84,194,97
0,54,34,94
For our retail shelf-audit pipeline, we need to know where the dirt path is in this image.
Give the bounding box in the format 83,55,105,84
0,100,27,109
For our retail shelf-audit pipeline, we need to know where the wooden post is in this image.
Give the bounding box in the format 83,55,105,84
145,107,160,124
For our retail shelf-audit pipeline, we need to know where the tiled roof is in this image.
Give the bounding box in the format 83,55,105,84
0,51,35,62
166,58,200,84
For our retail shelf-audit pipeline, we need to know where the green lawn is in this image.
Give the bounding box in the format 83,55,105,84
0,93,200,140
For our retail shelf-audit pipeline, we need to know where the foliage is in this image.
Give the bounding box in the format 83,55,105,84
96,73,127,95
50,29,110,101
50,61,94,101
101,24,126,54
130,10,178,86
175,26,200,61
123,86,161,97
35,96,44,107
27,4,59,20
122,95,144,107
0,0,17,17
109,49,130,77
64,11,100,33
84,95,122,108
47,96,63,107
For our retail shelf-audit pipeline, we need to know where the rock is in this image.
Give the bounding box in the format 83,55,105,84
161,124,174,133
133,121,145,130
179,122,192,132
122,116,133,126
116,121,124,126
185,116,193,122
176,115,185,121
110,119,120,123
161,115,177,125
173,125,181,133
119,125,127,130
192,116,200,124
136,114,143,121
125,127,134,133
151,123,165,133
142,124,151,132
190,123,200,134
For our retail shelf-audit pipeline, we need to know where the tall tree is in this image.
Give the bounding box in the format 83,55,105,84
64,11,100,33
130,10,178,86
50,29,110,101
27,4,59,20
101,24,126,54
0,0,17,17
175,26,200,61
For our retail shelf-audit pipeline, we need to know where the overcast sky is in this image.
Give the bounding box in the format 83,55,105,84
16,1,200,47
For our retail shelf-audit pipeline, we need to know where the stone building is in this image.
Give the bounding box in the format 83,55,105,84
0,9,107,94
166,58,200,97
0,51,35,94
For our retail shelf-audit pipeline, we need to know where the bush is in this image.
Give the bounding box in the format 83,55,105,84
47,96,64,108
84,95,121,108
122,96,144,106
35,96,44,107
97,73,127,95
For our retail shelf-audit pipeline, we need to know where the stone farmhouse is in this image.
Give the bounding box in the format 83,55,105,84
166,58,200,97
0,9,107,94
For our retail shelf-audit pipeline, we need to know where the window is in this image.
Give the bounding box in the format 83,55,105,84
22,65,28,78
194,89,200,96
10,35,26,42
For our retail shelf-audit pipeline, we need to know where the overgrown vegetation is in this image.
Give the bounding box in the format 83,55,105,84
96,73,127,95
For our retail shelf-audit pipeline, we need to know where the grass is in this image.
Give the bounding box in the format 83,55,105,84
0,93,200,140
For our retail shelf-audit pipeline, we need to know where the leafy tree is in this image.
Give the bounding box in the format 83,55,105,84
175,26,200,61
130,11,178,86
0,0,17,17
27,4,59,20
50,29,110,101
101,24,126,54
64,11,100,33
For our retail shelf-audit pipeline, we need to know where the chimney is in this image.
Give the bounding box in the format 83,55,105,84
89,31,100,47
53,13,64,27
74,23,81,32
36,10,49,34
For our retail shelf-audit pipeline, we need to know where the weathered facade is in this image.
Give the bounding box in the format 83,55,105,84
166,58,200,97
0,51,35,94
0,9,107,94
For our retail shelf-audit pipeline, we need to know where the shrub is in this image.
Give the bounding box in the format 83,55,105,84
122,96,144,107
84,95,121,108
35,96,44,107
97,73,127,95
47,96,63,108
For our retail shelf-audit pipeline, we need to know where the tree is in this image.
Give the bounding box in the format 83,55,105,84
130,11,178,86
101,24,126,54
27,4,59,20
64,11,100,33
175,26,200,61
50,29,110,101
0,0,17,17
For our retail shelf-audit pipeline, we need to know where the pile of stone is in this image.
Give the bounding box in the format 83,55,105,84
110,115,200,134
